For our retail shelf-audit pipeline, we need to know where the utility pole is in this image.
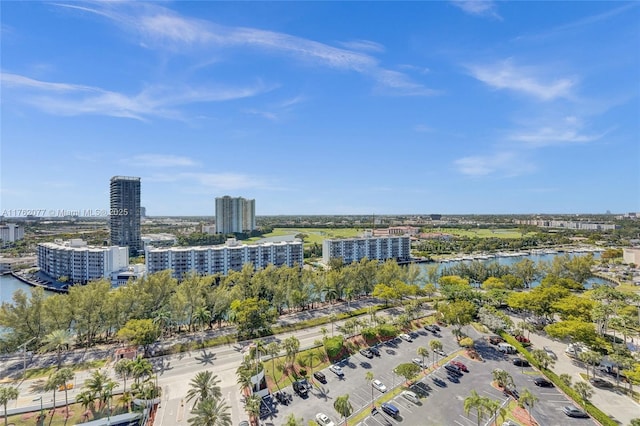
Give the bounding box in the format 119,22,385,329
20,337,36,379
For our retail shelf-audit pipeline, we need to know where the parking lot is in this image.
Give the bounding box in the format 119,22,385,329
261,326,598,426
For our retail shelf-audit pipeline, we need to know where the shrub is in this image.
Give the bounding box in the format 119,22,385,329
362,327,377,341
324,336,344,359
376,324,399,338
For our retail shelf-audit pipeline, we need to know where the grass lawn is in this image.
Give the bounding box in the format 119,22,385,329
263,346,330,392
435,228,537,239
6,398,132,426
22,360,108,381
245,228,364,246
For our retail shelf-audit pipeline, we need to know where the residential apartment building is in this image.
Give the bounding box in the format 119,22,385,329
145,238,303,278
110,176,142,254
322,236,411,264
215,196,256,234
0,223,24,243
37,239,129,284
515,219,617,231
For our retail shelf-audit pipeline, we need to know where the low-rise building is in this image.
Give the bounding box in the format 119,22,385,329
145,238,303,278
322,236,411,265
622,247,640,265
141,233,177,249
37,239,129,284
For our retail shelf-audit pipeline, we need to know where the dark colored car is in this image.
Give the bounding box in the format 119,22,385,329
589,377,613,388
513,358,530,367
450,361,468,372
424,325,436,332
360,348,374,359
445,363,462,376
293,381,308,397
446,372,459,383
515,335,530,343
534,377,553,387
432,376,447,387
563,406,589,418
381,402,400,418
369,346,380,356
313,371,327,383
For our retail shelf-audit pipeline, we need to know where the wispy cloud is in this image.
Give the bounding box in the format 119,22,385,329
467,59,576,101
454,151,535,177
338,39,385,53
123,154,199,168
509,116,609,147
1,72,272,120
54,2,435,96
451,1,501,20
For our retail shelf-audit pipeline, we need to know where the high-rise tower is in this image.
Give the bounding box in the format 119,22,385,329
110,176,141,254
215,196,256,234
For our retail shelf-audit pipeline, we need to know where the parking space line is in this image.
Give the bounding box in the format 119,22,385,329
392,397,414,413
459,414,476,425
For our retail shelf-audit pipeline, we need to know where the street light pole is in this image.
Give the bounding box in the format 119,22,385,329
20,337,36,379
33,396,43,422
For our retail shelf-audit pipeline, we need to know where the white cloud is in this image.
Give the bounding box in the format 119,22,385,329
54,2,435,96
338,39,385,53
451,1,501,19
1,72,272,120
454,151,535,177
510,116,607,147
123,154,199,168
467,59,576,101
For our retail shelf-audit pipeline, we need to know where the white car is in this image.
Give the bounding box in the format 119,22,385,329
329,364,344,376
412,358,426,368
315,413,336,426
401,390,419,403
399,333,412,342
372,379,387,392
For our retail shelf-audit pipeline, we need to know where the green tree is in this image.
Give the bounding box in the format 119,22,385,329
333,394,353,426
193,306,211,332
578,351,602,379
114,358,134,393
56,367,75,419
559,373,573,387
372,283,398,307
417,346,429,371
243,394,262,422
429,339,443,365
230,297,276,339
44,372,60,418
282,336,301,368
438,300,476,339
116,319,161,356
75,390,96,414
573,382,593,405
41,329,74,369
492,369,513,389
188,397,232,426
518,388,538,423
186,371,222,407
395,363,421,384
463,390,488,426
0,386,19,426
130,355,153,385
545,320,598,349
283,413,304,426
530,349,555,370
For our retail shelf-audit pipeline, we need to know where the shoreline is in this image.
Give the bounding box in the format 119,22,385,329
11,270,68,293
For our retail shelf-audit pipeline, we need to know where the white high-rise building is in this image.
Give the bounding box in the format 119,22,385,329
0,223,24,243
37,239,129,285
145,238,303,278
322,236,411,265
215,196,256,234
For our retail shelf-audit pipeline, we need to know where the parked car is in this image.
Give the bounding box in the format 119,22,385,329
432,376,447,387
444,364,462,376
450,360,468,372
488,335,504,345
432,324,441,331
293,380,308,397
401,390,419,403
534,377,553,387
409,331,419,339
399,333,412,342
514,335,530,343
372,379,387,392
360,348,374,359
313,371,326,383
446,373,459,383
275,391,292,405
369,346,381,356
589,377,613,388
512,358,530,367
315,413,336,426
563,406,589,418
424,325,436,332
412,358,426,368
435,348,447,357
543,346,557,359
329,364,344,377
381,402,400,418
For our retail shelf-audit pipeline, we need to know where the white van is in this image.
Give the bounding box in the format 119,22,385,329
498,343,517,354
401,390,419,404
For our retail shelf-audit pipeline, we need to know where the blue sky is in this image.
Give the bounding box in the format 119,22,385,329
1,1,639,216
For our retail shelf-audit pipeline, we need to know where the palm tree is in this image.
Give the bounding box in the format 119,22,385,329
243,394,262,424
320,327,328,341
265,342,280,381
578,351,602,379
333,394,353,426
41,329,74,369
76,390,96,414
153,308,173,336
100,378,119,416
115,358,133,393
56,367,74,419
417,347,429,371
283,413,304,426
186,371,222,407
44,372,59,418
483,398,506,425
120,391,133,412
573,382,593,405
518,388,538,423
305,350,322,380
193,306,211,332
236,367,253,395
463,390,487,426
365,372,374,406
329,313,338,336
282,336,300,368
429,339,443,366
491,369,514,390
84,370,109,410
0,386,19,426
188,397,232,426
130,355,153,385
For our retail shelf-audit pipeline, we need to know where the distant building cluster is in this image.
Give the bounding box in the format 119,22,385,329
322,235,411,265
37,239,130,285
215,196,256,234
370,226,419,237
145,238,303,278
141,233,177,249
0,223,24,243
515,219,617,231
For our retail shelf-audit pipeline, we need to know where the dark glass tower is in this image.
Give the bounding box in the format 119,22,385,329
110,176,141,254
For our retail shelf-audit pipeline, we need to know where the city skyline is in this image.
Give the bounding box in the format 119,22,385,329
1,2,639,215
